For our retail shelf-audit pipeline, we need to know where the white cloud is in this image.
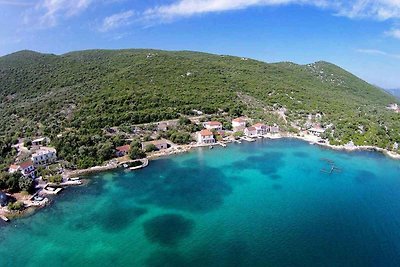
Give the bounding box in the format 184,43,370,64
143,0,329,21
385,27,400,39
40,0,92,27
335,0,400,20
0,0,33,6
23,0,92,28
142,0,400,21
357,48,400,59
99,10,135,32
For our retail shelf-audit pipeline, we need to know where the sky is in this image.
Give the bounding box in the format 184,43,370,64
1,0,400,89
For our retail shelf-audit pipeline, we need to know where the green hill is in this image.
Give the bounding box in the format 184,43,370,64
0,49,399,168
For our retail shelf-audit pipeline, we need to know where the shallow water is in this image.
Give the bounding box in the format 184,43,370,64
1,139,400,266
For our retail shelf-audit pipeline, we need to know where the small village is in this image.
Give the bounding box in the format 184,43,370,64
1,111,394,222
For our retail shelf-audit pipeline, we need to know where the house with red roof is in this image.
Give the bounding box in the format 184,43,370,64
197,129,215,144
19,160,35,179
116,145,130,157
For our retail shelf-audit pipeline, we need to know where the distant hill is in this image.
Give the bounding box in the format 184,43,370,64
385,89,400,99
0,49,399,167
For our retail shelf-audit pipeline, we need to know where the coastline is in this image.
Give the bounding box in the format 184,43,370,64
56,133,400,178
2,133,399,222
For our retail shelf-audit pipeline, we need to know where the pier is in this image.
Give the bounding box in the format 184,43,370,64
43,185,63,195
118,158,149,170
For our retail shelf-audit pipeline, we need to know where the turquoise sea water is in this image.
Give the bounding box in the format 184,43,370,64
1,139,400,267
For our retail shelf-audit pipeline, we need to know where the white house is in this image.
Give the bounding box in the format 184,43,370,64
203,121,223,131
31,147,57,166
387,104,400,113
253,123,268,135
232,117,247,132
387,103,399,110
20,160,35,179
244,127,257,137
197,129,215,144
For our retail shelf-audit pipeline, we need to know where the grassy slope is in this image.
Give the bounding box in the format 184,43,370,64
0,49,399,149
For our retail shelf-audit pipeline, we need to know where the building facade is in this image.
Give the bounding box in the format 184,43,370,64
244,127,257,137
142,139,169,151
253,123,268,135
232,117,247,132
197,129,215,144
20,160,36,179
31,148,57,166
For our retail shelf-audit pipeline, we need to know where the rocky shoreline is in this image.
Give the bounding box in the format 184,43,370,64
284,133,400,160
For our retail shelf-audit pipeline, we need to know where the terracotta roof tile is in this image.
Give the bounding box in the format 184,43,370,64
116,145,130,152
20,160,33,169
199,129,213,136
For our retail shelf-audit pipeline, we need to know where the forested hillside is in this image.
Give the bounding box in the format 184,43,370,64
1,49,399,168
